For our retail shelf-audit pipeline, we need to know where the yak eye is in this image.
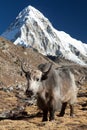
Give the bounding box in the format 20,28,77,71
36,78,39,81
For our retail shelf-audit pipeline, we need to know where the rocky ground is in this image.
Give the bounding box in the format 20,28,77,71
0,86,87,130
0,37,87,130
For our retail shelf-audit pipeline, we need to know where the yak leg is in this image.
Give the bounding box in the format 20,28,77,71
49,108,55,121
59,102,67,117
70,104,74,117
42,110,48,121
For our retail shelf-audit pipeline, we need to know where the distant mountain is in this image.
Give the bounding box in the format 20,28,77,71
1,5,87,65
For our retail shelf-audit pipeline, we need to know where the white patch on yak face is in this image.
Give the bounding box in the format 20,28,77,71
29,79,41,94
29,70,42,94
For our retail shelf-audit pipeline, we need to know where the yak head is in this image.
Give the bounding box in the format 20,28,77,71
21,62,52,97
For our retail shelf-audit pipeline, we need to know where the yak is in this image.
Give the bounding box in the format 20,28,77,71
21,62,78,121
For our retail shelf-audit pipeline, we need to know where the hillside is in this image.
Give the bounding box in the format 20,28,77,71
0,37,87,129
0,37,49,87
0,36,87,86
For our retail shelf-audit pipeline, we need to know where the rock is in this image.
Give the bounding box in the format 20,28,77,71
0,106,28,120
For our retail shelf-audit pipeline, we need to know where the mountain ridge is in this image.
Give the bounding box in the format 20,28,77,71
1,5,87,65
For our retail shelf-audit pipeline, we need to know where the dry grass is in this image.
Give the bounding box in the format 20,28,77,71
0,85,87,130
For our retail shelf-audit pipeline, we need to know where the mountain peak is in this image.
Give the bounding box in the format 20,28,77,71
17,5,38,18
17,5,48,22
1,5,87,66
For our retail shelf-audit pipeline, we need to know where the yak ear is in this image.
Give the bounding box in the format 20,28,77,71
41,63,52,81
41,74,48,81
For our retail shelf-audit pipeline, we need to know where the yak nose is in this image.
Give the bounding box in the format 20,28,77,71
26,89,34,97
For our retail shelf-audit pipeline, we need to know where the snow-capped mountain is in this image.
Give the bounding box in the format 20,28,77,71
1,5,87,65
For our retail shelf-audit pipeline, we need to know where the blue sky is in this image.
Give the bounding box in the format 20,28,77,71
0,0,87,43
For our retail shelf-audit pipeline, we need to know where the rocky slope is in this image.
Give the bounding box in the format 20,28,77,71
0,36,87,88
0,37,87,129
0,37,49,87
1,5,87,65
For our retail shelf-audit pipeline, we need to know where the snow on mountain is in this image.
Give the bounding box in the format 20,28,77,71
1,5,87,65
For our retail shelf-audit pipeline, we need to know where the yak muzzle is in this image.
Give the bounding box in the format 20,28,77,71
25,89,34,97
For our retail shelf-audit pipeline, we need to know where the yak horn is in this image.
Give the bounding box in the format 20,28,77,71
41,63,52,80
21,61,27,73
